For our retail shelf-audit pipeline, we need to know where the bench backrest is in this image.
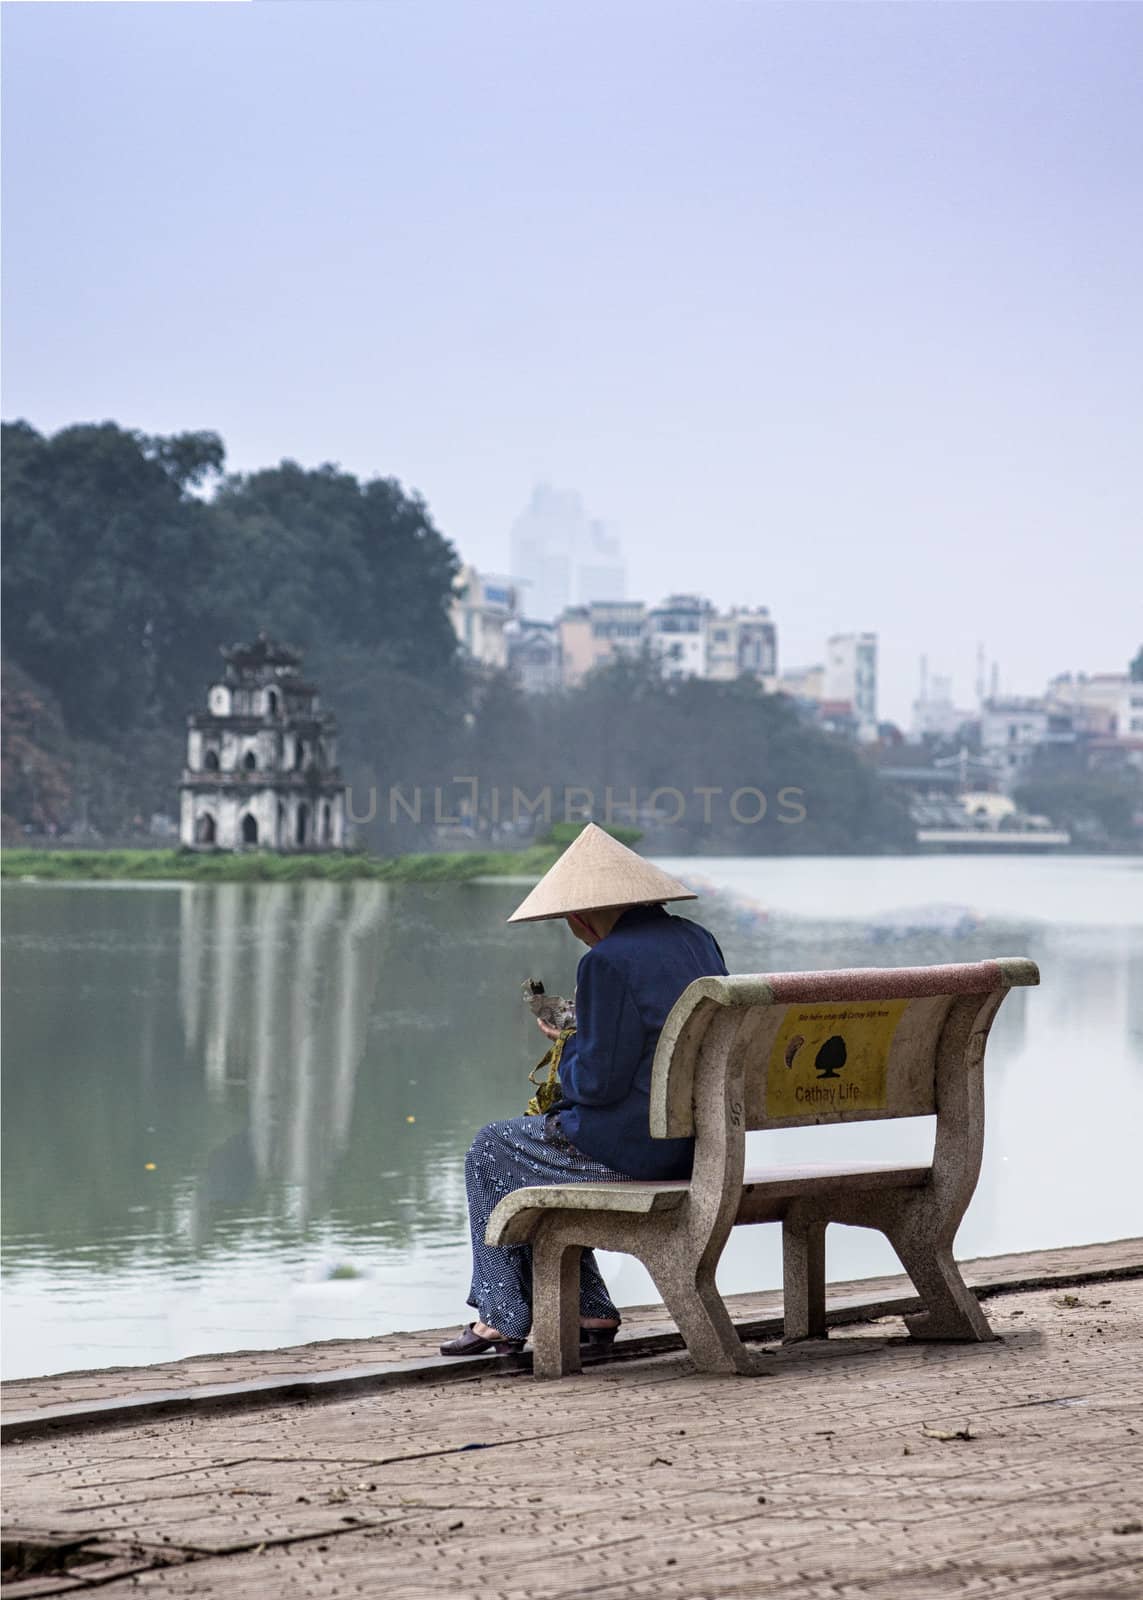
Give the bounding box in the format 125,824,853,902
645,956,1038,1271
651,958,1039,1140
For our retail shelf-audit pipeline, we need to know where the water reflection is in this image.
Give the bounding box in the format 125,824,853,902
2,859,1141,1379
176,882,388,1240
2,878,573,1268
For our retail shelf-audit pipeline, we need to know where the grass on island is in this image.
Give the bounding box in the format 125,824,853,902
1,844,564,884
1,823,641,883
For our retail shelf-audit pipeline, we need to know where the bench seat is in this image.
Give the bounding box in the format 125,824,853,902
489,1161,932,1245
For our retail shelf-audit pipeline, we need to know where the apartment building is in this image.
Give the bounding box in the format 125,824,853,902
558,600,647,686
706,607,777,683
647,594,711,680
450,566,519,671
825,632,878,742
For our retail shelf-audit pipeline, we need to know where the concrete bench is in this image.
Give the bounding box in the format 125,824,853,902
487,957,1039,1378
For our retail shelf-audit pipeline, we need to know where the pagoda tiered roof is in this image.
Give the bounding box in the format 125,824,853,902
221,631,303,677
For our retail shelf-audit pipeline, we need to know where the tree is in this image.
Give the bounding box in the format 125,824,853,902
211,460,460,682
1,420,227,739
446,655,914,855
0,659,74,835
1015,770,1140,845
207,459,467,850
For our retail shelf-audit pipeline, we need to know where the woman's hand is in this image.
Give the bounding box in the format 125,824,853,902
536,1018,561,1041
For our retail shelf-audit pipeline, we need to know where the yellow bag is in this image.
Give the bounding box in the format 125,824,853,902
525,1028,575,1115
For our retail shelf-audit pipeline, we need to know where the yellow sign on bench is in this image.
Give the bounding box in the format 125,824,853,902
766,1000,909,1119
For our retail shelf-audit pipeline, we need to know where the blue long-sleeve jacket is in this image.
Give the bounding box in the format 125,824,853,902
554,904,728,1180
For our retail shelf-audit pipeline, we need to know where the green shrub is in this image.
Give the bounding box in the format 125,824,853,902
0,845,563,884
543,821,642,848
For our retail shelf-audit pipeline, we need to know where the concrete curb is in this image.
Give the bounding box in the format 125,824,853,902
5,1255,1141,1445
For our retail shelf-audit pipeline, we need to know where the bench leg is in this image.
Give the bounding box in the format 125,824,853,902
782,1216,827,1342
655,1263,768,1377
889,1227,995,1342
530,1236,583,1379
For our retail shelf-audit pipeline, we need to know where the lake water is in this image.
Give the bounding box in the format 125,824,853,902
3,855,1141,1380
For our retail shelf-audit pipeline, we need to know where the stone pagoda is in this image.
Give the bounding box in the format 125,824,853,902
179,633,348,850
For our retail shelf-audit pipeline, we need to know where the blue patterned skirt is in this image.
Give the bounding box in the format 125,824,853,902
465,1113,631,1340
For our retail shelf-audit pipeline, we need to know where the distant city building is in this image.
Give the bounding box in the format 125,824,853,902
556,606,593,687
825,633,878,742
778,664,826,702
509,484,627,621
180,634,347,850
590,600,646,663
1047,672,1143,739
816,701,861,740
450,565,519,670
981,696,1050,742
556,594,781,689
979,697,1054,781
912,668,974,740
577,519,627,605
706,607,777,683
558,600,646,687
509,485,577,620
506,618,562,694
648,594,712,680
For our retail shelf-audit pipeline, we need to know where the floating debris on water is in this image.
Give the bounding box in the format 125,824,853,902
866,905,981,942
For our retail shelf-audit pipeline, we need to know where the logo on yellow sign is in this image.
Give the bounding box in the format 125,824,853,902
766,999,908,1118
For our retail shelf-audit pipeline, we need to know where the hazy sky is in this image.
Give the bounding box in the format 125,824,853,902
3,1,1140,724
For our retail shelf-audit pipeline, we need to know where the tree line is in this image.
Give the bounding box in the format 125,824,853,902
2,418,911,853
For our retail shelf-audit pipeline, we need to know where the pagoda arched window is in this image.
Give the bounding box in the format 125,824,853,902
204,749,220,773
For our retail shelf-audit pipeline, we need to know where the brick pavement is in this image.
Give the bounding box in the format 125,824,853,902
4,1274,1142,1598
6,1238,1139,1421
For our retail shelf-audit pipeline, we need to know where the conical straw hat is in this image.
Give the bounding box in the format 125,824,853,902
507,822,697,924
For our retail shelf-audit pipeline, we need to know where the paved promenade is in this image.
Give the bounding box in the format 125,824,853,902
6,1239,1140,1434
3,1242,1142,1598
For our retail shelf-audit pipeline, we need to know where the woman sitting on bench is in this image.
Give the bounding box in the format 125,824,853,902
440,824,728,1357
